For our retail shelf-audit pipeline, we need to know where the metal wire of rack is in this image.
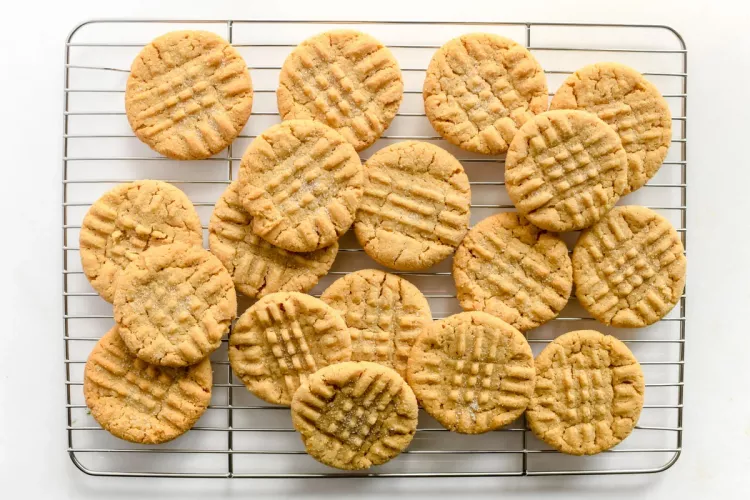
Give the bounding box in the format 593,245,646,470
62,19,687,478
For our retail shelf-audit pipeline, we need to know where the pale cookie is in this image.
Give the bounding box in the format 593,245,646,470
229,292,352,405
114,242,237,367
505,110,628,232
126,30,253,160
550,62,672,194
527,330,644,455
238,120,363,253
277,30,403,152
84,326,212,444
320,269,432,378
453,212,572,331
354,141,471,270
209,181,338,299
79,180,203,303
423,33,548,155
407,311,535,434
572,206,686,328
291,361,418,470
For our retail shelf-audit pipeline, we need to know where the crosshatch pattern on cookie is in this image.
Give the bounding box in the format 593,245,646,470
320,269,432,378
278,30,403,152
550,62,672,194
354,141,471,270
291,362,418,470
239,120,363,253
79,180,203,304
505,110,628,232
84,327,212,444
209,181,338,299
423,33,548,155
126,31,253,160
527,330,644,455
407,312,535,434
229,292,352,405
114,243,237,367
573,206,686,328
453,212,572,331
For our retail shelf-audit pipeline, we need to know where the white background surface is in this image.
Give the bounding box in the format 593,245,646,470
0,0,748,498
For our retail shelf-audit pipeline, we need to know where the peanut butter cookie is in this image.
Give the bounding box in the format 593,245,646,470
291,361,418,470
278,30,403,151
79,180,203,303
84,326,212,444
527,330,644,455
126,30,253,160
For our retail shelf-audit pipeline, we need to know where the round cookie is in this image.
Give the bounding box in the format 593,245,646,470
291,361,418,470
209,181,339,299
125,30,253,160
114,242,237,367
238,120,363,253
453,212,572,331
84,326,212,444
550,62,672,194
407,311,535,434
229,292,352,405
527,330,645,455
354,141,471,270
320,269,432,378
505,110,628,232
572,205,686,328
277,30,403,152
79,180,203,303
423,33,548,155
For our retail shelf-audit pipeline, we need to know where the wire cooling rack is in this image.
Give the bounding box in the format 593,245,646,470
62,19,687,478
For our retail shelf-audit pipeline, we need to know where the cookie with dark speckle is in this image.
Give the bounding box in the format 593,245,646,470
291,361,418,470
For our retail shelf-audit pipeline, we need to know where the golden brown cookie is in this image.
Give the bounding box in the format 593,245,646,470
229,292,352,405
79,180,203,303
453,212,572,331
114,243,237,367
209,181,338,299
291,361,418,470
527,330,645,455
277,30,403,152
550,63,672,194
572,206,686,328
354,141,471,270
83,326,212,444
505,110,628,232
125,30,253,160
320,269,432,378
407,311,535,434
423,33,548,155
238,120,363,253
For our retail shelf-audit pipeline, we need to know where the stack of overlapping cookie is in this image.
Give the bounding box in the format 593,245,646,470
79,29,686,470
